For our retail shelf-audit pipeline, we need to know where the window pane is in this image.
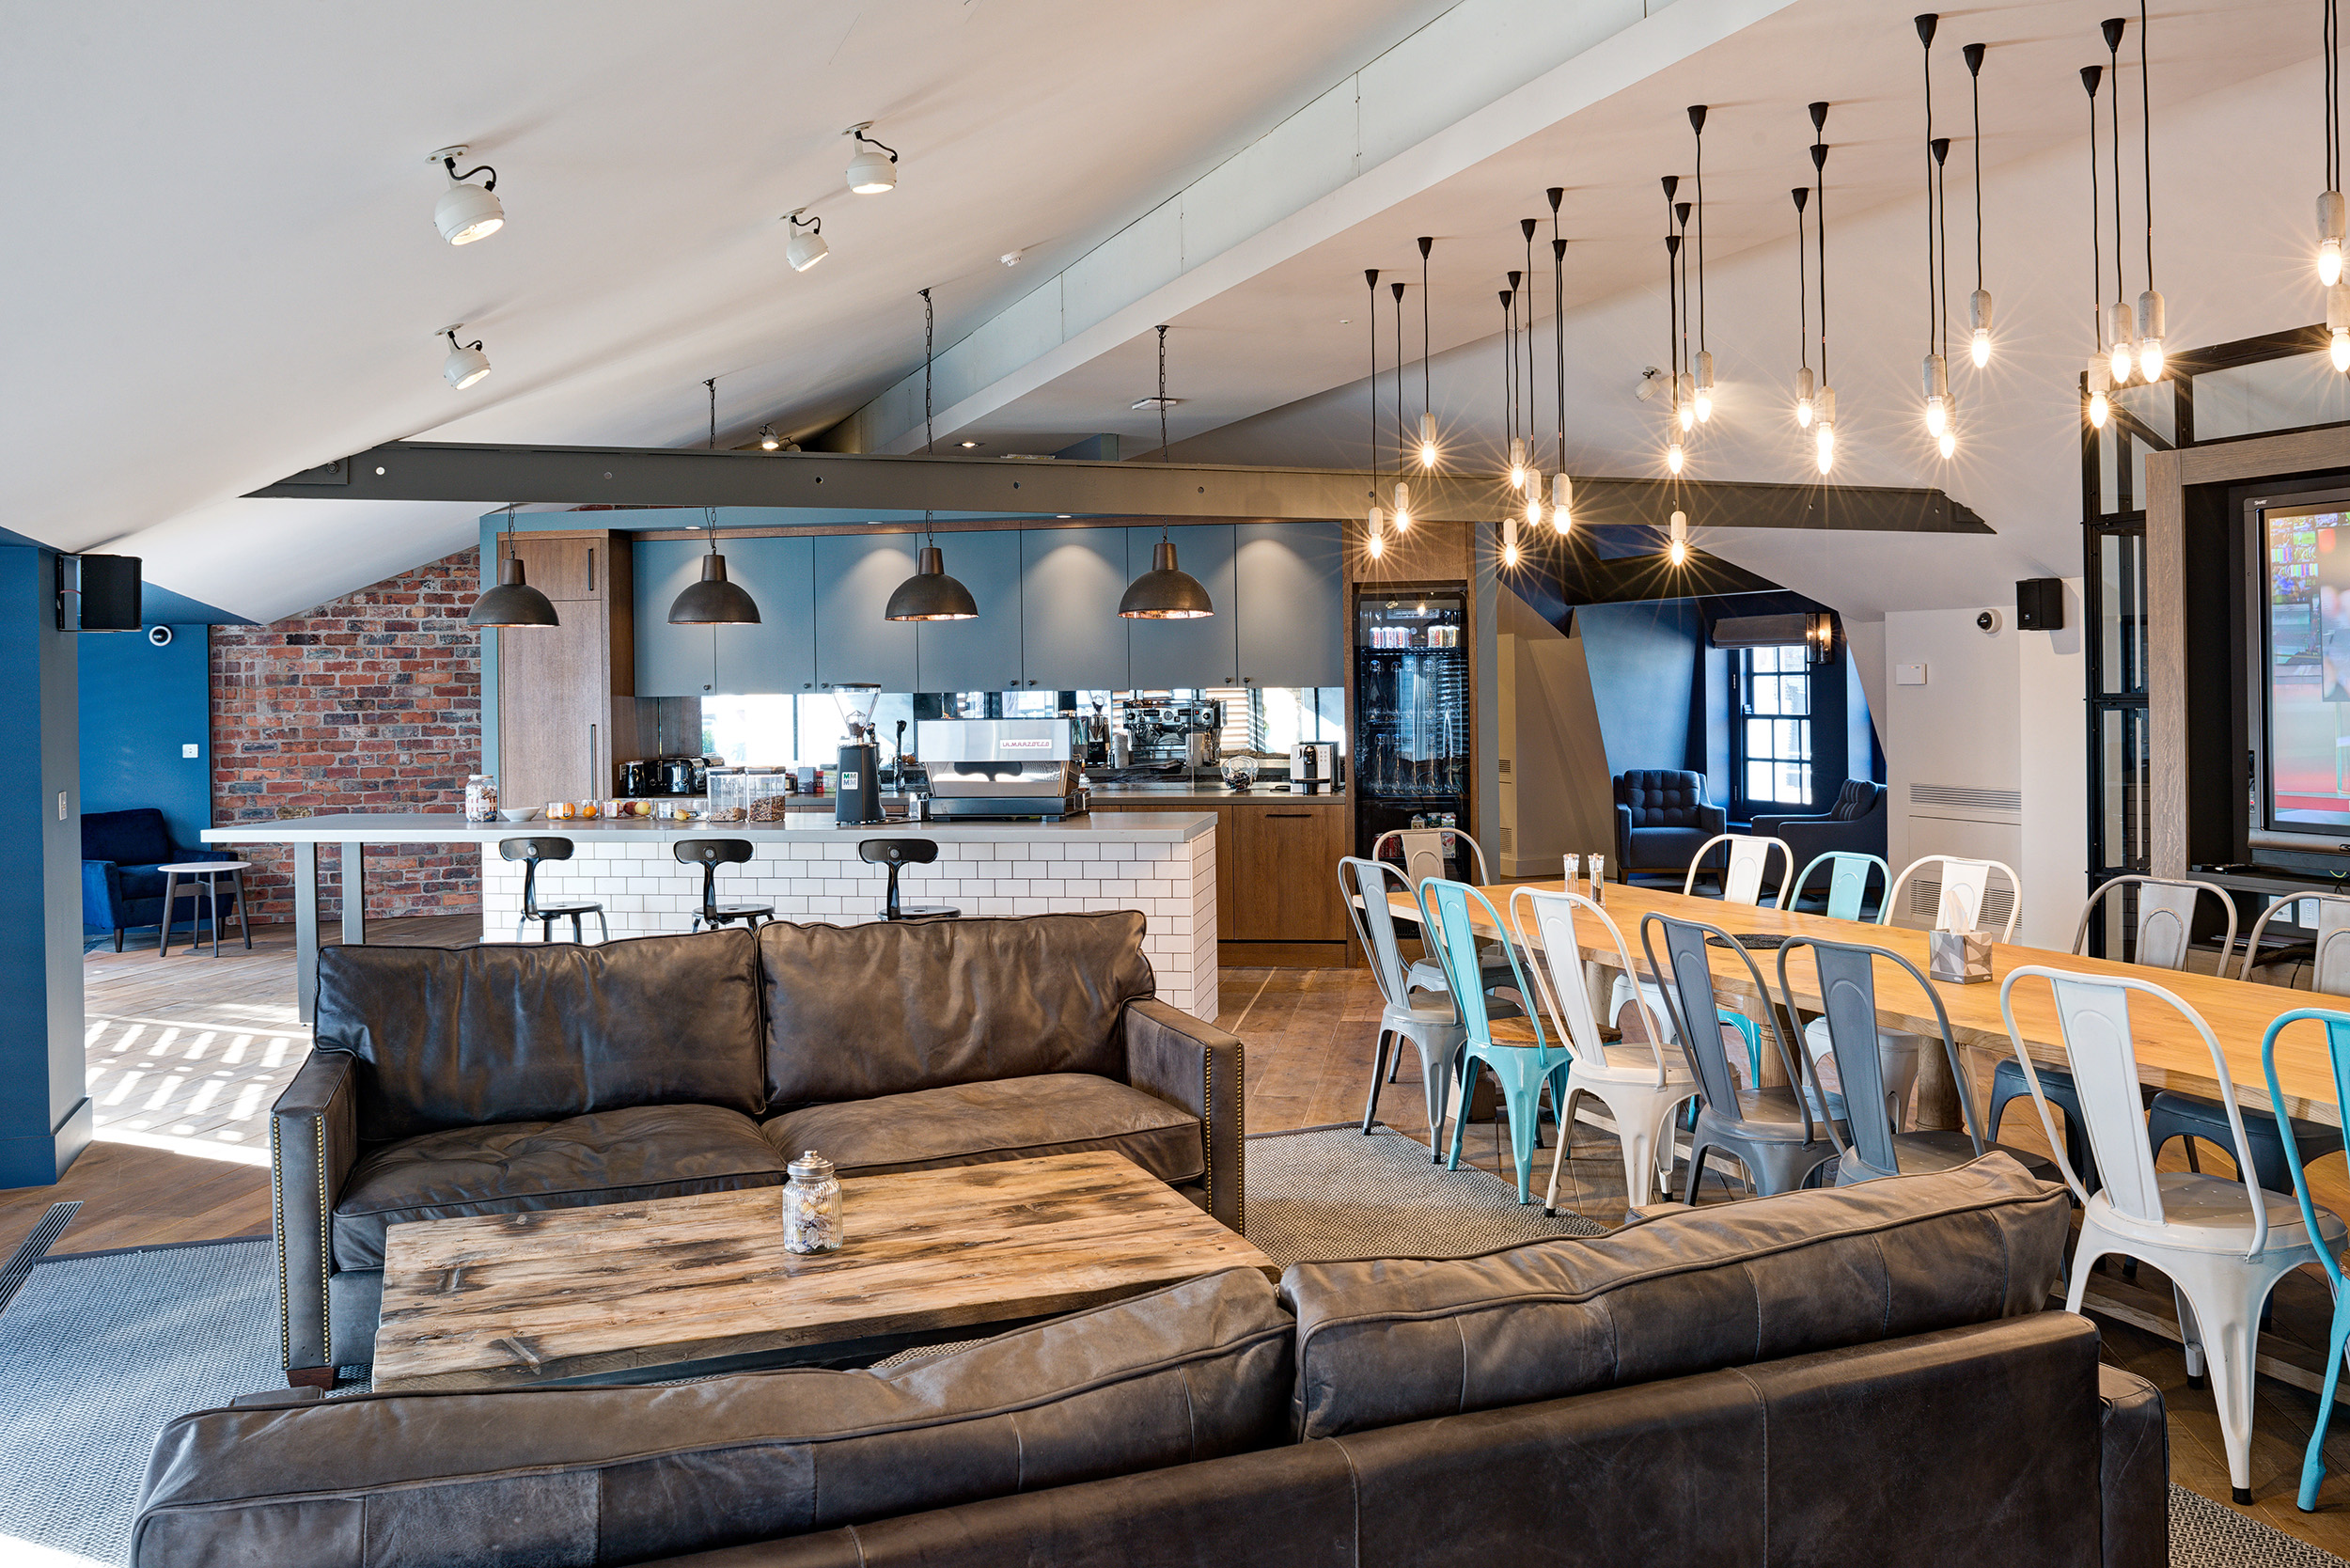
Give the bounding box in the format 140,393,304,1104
1779,675,1811,715
1755,646,1780,674
1747,761,1774,801
1747,718,1772,756
1779,762,1810,804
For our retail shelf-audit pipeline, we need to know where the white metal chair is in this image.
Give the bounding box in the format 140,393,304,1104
1372,827,1512,1000
1885,853,2023,942
1511,886,1697,1214
2240,892,2350,992
1680,832,1795,907
2000,964,2346,1504
1339,855,1468,1155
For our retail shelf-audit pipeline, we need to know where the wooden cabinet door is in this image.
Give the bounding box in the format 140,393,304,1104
498,613,607,805
1225,808,1350,941
1126,525,1238,688
507,535,603,602
812,535,918,691
916,530,1023,693
1234,522,1342,688
1020,528,1130,691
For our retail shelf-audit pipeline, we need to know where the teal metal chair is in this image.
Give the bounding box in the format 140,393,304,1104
2261,1007,2350,1513
1788,851,1891,922
1421,877,1574,1203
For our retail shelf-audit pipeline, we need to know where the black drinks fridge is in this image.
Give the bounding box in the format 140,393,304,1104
1353,585,1474,877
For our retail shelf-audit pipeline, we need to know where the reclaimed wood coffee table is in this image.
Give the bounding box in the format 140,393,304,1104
371,1151,1276,1392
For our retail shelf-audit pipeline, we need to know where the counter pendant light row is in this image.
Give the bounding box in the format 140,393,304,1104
2084,8,2168,427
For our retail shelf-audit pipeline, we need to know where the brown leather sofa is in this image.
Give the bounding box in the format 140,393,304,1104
142,1157,2166,1568
271,911,1244,1384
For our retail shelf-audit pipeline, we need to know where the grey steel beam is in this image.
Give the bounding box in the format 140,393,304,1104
253,441,1992,534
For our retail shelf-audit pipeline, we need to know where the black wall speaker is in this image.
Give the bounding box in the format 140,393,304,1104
2015,577,2064,632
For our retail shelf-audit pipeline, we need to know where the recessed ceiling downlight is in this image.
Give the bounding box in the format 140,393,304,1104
429,146,503,245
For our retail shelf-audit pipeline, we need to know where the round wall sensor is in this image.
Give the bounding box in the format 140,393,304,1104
1975,608,2003,635
148,624,173,647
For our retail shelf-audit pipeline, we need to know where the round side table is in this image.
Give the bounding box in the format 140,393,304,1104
156,862,252,957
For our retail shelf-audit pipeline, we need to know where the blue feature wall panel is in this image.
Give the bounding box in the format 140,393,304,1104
1575,601,1706,779
81,625,211,847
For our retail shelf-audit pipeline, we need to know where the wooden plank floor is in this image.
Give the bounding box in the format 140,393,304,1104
13,932,2350,1552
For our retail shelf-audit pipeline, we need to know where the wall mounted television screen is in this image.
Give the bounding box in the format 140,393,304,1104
2260,494,2350,839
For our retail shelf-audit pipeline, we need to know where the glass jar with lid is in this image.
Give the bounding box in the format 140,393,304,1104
707,766,794,823
463,775,499,822
781,1150,843,1253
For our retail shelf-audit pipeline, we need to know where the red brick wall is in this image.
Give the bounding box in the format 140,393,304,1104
211,548,483,921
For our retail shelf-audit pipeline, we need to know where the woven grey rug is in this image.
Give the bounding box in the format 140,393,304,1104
2173,1487,2350,1566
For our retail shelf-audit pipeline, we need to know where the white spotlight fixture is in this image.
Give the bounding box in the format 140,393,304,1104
1418,412,1438,470
1635,367,1664,401
1693,352,1715,424
429,146,503,245
844,123,900,194
1921,353,1949,438
1666,440,1685,477
1508,437,1527,491
1501,513,1522,569
1000,249,1024,267
1551,471,1573,534
783,210,828,272
1667,509,1690,567
1794,366,1815,429
1392,480,1411,532
2136,290,2166,382
438,324,490,390
2329,284,2350,371
759,425,781,451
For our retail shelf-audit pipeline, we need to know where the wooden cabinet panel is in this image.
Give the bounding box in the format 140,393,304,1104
498,613,606,806
1020,528,1131,691
916,531,1023,693
1225,806,1351,942
812,535,918,691
507,535,603,603
1126,526,1238,689
1235,522,1342,688
633,540,715,697
715,536,817,695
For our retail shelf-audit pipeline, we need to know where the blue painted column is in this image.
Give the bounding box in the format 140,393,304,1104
0,546,91,1187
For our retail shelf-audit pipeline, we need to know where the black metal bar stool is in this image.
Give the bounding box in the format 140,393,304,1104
856,839,959,921
674,839,773,933
499,837,608,943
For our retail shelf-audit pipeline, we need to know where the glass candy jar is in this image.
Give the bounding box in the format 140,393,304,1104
463,775,498,822
782,1151,843,1254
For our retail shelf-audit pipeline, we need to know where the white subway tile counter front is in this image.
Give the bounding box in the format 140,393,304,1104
201,813,1219,1024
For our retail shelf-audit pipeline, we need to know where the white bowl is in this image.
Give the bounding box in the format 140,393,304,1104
497,807,540,822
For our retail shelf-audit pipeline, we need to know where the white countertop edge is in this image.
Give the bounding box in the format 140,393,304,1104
200,811,1218,844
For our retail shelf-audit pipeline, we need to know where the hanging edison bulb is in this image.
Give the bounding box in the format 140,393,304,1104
1500,513,1521,569
1812,386,1836,476
1667,509,1690,566
2135,290,2166,382
1794,366,1815,429
1666,439,1685,476
2105,302,2135,384
1937,416,1957,460
1551,471,1573,534
1524,484,1543,529
2086,359,2112,428
1969,289,1995,368
1391,480,1411,532
1693,352,1716,423
1507,437,1527,491
2322,192,2346,287
1366,501,1386,559
1676,371,1696,431
1921,353,1949,438
1418,412,1438,469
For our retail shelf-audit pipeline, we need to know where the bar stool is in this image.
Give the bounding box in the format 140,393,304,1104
499,837,607,943
857,839,959,921
674,839,773,933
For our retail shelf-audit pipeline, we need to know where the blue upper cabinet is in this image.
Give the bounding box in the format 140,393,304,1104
812,534,919,691
634,539,716,697
1234,522,1343,688
714,535,817,695
916,530,1023,693
1019,528,1130,692
1126,525,1238,689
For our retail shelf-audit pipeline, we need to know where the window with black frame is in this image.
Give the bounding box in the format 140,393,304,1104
1736,646,1813,813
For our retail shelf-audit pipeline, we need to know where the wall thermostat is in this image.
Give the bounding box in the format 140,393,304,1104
1975,608,2003,635
147,624,172,647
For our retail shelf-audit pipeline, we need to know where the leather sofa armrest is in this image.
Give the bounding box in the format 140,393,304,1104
272,1050,359,1384
1698,803,1728,838
2096,1362,2169,1568
1123,998,1246,1234
81,859,122,923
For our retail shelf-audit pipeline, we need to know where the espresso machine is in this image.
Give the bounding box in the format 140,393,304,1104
834,683,888,826
1123,697,1225,766
916,719,1089,819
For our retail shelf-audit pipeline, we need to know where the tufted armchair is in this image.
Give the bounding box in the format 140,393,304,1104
83,808,230,952
1751,779,1888,869
1612,770,1727,883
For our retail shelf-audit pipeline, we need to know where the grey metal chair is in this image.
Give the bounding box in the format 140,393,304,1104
1340,855,1468,1152
499,837,608,943
673,839,773,933
1776,933,2061,1187
1641,911,1844,1202
857,839,959,921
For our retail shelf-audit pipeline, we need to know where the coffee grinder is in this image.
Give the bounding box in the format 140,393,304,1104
833,683,887,826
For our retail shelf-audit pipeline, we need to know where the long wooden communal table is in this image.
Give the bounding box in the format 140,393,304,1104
1388,880,2346,1131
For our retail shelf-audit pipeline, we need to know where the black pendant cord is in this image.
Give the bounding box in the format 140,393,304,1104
1365,270,1381,509
2331,0,2342,194
1813,140,1829,387
1521,220,1539,459
1675,203,1692,394
921,288,937,546
1968,43,1986,294
1551,187,1566,475
1418,237,1433,452
1691,108,1708,353
2107,20,2126,312
1922,20,1936,353
1794,187,1810,375
2086,67,2104,351
1935,141,1951,369
1664,233,1681,427
1499,290,1516,467
1156,326,1173,541
1390,281,1407,490
1507,269,1524,453
2138,0,2154,289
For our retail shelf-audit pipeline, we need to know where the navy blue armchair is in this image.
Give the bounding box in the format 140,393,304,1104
83,808,229,951
1612,770,1727,883
1751,779,1888,870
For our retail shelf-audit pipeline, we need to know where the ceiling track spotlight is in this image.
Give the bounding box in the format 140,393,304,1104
1964,41,1996,367
2084,63,2113,427
759,425,781,451
467,505,559,628
438,324,490,390
783,209,828,272
2132,0,2165,381
1120,324,1214,619
844,123,900,194
1687,106,1715,425
429,145,503,245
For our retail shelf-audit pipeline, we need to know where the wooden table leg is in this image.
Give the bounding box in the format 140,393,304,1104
294,841,319,1024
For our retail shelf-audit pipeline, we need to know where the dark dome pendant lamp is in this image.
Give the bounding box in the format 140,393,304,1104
668,382,760,625
467,505,560,628
1120,324,1214,620
886,287,978,622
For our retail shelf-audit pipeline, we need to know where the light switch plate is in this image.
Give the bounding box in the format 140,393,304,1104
56,791,68,821
182,743,200,758
1895,663,1928,685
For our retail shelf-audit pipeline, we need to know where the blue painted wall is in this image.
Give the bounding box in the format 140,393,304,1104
1576,601,1707,776
79,624,211,848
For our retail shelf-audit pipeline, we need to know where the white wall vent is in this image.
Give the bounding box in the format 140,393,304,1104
1910,783,2022,813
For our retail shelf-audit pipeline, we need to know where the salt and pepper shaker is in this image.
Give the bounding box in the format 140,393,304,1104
1563,854,1581,893
782,1150,843,1253
1589,852,1606,905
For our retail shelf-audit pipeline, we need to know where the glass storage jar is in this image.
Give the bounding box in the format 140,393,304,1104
782,1150,843,1253
464,775,499,822
707,767,794,823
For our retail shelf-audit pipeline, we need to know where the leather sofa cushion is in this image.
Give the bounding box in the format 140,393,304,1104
760,914,1154,1107
331,1104,784,1270
1281,1152,2068,1440
317,929,767,1142
133,1267,1293,1568
760,1074,1203,1184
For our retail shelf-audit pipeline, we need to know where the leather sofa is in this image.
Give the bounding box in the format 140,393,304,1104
138,1156,2166,1567
1612,768,1728,881
1753,777,1889,873
271,911,1244,1385
82,807,232,950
